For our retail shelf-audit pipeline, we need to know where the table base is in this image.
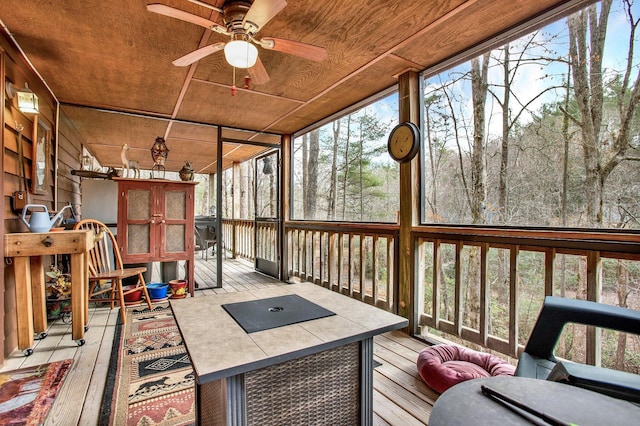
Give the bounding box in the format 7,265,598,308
198,341,364,425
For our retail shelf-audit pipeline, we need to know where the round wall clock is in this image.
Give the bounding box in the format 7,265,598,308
388,122,420,163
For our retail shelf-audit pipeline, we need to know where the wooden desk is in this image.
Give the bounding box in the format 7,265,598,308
171,282,408,425
4,230,94,355
430,376,640,426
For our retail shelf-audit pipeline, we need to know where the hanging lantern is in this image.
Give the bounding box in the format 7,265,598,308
150,136,169,179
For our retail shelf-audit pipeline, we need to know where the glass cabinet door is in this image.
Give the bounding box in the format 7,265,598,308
162,188,188,256
125,188,152,256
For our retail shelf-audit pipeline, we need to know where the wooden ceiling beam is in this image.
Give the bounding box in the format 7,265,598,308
164,9,219,141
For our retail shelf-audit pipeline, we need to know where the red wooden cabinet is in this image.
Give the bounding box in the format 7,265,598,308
116,178,197,295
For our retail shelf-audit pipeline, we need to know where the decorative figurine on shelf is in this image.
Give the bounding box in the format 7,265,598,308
120,144,140,178
150,136,169,179
179,161,195,181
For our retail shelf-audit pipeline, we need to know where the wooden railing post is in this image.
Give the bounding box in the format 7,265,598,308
397,70,421,328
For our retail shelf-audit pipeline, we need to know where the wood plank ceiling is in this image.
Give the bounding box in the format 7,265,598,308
0,0,581,174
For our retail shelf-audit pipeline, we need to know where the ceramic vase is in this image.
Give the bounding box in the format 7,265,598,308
179,161,194,181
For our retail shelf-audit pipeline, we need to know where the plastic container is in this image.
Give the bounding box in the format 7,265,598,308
123,285,143,303
146,283,169,300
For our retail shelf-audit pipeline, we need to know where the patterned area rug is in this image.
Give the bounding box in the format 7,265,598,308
0,359,73,425
100,303,195,426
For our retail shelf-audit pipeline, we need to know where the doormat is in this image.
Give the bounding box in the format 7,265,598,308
0,359,73,426
100,303,195,426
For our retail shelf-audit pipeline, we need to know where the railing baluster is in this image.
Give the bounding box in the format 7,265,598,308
480,242,489,347
545,248,555,297
509,246,520,357
311,230,316,283
347,233,353,296
454,241,462,336
328,232,335,289
388,236,394,311
359,234,365,301
432,239,440,329
586,251,602,367
372,235,378,306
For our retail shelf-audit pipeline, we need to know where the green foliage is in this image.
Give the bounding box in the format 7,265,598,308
292,95,398,222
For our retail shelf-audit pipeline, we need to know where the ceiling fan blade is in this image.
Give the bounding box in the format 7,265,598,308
248,57,270,85
261,37,327,62
172,42,226,67
243,0,287,31
147,4,223,31
185,0,223,13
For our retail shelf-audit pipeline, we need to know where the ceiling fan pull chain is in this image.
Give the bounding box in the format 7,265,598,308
231,66,238,96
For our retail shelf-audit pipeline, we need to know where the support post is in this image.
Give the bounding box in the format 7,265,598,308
397,71,421,332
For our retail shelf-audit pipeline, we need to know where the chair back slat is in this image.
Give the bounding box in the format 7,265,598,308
75,219,124,277
73,218,152,324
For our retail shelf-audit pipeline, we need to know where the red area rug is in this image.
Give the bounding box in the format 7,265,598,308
0,359,73,426
100,303,195,426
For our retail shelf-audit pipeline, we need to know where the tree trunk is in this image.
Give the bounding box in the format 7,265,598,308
470,54,489,225
568,0,610,226
302,133,308,217
327,120,340,220
341,115,352,221
498,44,510,222
425,97,438,220
303,130,319,219
466,54,490,329
359,120,364,221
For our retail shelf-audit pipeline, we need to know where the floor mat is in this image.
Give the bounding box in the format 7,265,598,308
100,304,194,426
0,359,73,426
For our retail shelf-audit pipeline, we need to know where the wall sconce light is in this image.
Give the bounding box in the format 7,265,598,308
5,81,39,114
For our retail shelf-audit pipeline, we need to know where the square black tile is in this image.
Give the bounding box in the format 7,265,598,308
222,294,336,333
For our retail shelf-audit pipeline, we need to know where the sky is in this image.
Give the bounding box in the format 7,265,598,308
293,0,639,164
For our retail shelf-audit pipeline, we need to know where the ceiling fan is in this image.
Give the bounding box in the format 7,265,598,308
147,0,327,85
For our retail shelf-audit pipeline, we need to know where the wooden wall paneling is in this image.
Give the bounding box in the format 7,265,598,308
57,107,83,218
55,129,81,211
1,46,5,364
1,31,58,358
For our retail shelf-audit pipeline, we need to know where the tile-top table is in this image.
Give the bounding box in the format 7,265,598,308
171,282,408,425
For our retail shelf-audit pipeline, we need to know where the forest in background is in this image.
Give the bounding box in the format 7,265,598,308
290,0,640,372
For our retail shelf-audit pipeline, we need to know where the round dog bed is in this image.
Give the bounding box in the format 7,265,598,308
417,344,515,393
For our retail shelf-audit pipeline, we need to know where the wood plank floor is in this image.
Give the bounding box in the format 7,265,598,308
0,257,436,425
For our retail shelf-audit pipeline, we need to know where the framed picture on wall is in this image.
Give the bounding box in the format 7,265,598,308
32,117,50,195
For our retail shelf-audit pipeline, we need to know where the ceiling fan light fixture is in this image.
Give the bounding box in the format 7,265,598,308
224,40,258,68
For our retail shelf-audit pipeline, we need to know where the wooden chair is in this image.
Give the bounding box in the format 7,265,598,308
74,219,152,323
195,225,216,261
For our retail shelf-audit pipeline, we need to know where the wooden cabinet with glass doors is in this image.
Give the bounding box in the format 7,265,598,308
115,178,197,296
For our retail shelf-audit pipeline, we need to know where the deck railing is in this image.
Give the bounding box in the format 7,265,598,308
284,221,399,311
222,219,254,260
414,226,640,367
221,217,640,369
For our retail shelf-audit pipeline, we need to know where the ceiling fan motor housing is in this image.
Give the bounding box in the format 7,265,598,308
223,1,258,36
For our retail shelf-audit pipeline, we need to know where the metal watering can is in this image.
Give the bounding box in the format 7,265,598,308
20,204,71,233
